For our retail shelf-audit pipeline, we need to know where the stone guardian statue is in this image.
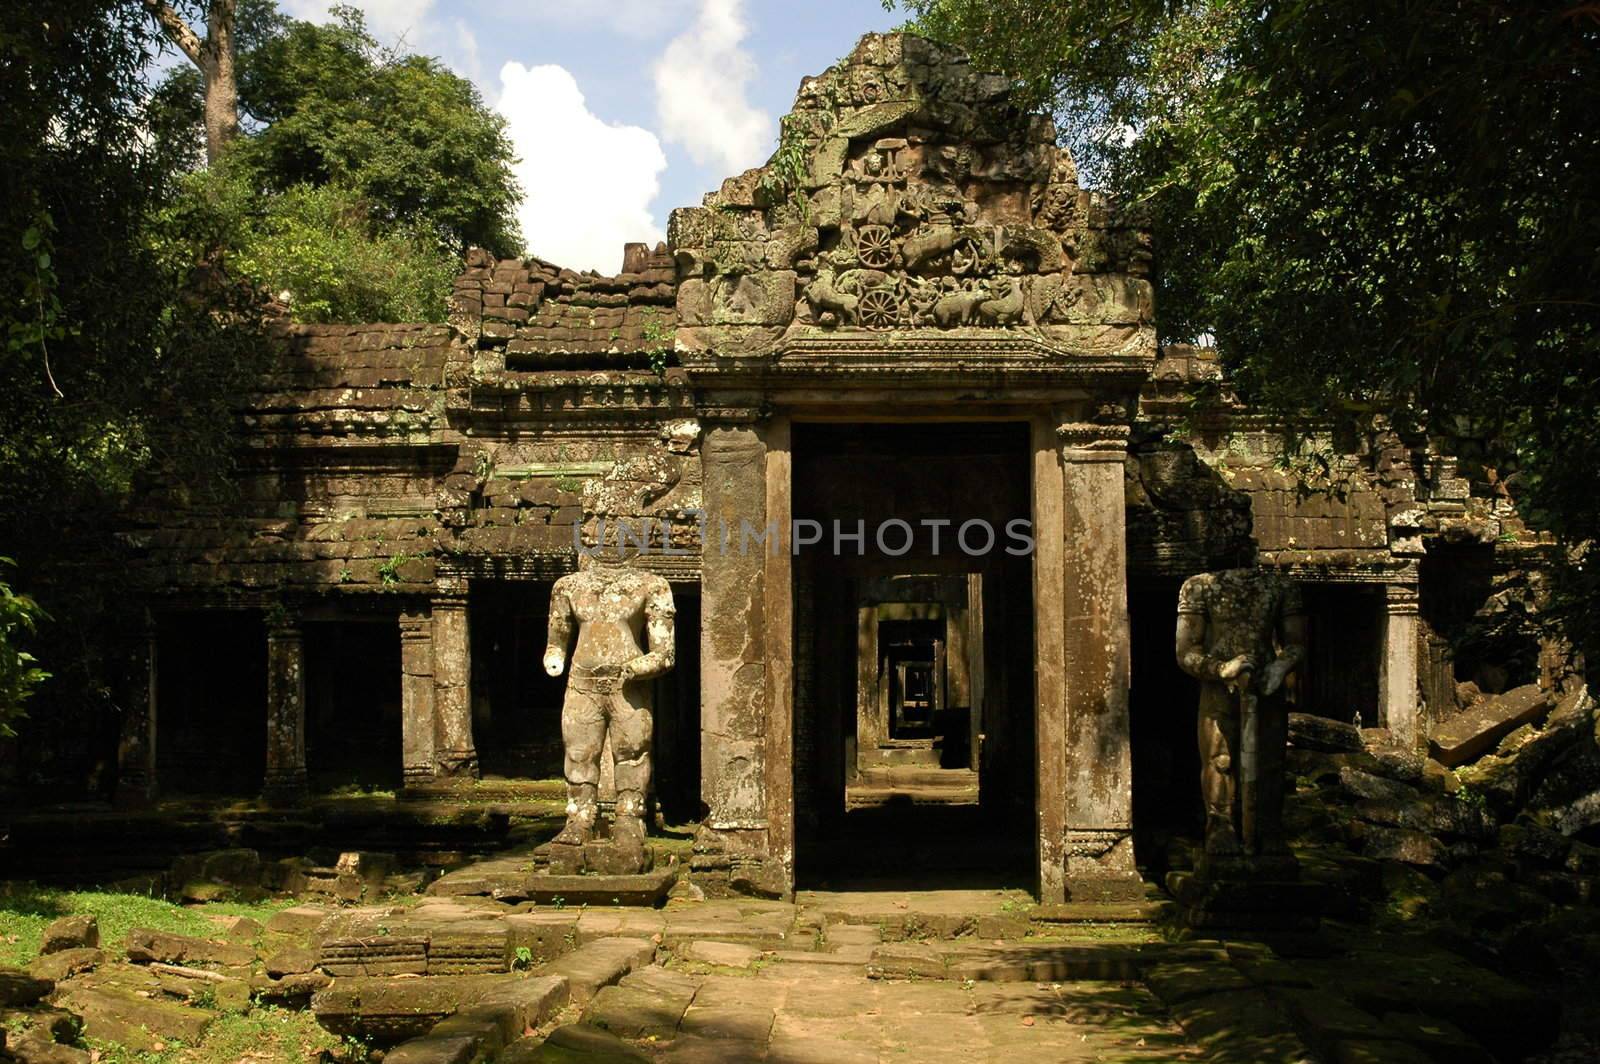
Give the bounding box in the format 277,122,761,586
542,555,675,870
1175,569,1307,859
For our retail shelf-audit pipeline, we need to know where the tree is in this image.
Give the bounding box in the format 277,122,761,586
140,0,240,163
150,3,522,320
893,0,1600,649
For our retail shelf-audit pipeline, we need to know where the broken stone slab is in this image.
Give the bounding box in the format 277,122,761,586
0,967,53,1007
39,915,98,955
522,1023,651,1061
1339,767,1420,802
543,937,656,1005
504,911,582,966
383,1032,478,1064
583,973,697,1040
250,969,331,1005
1289,713,1364,753
311,974,510,1043
205,913,262,941
866,942,949,980
26,947,103,983
1145,961,1254,1005
678,1004,776,1044
54,984,216,1052
1430,683,1551,767
264,945,318,977
1380,1011,1495,1064
681,940,761,968
420,977,570,1062
149,962,251,1012
124,928,254,968
6,1024,92,1064
265,903,334,935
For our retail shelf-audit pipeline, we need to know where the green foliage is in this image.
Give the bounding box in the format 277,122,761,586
895,0,1600,650
224,4,521,257
156,167,456,323
0,559,49,736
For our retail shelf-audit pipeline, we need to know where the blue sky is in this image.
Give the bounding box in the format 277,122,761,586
279,1,902,272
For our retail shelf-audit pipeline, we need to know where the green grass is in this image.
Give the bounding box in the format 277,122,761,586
0,882,293,967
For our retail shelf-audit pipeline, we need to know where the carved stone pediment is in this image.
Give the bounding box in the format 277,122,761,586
671,32,1155,371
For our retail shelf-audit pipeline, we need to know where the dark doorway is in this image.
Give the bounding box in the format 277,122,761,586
156,610,267,795
304,621,402,792
791,421,1034,889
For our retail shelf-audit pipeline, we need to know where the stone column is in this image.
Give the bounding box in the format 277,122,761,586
399,607,436,786
1378,583,1422,748
1054,421,1142,901
264,615,308,802
115,613,158,805
431,578,478,778
856,606,881,761
697,410,776,886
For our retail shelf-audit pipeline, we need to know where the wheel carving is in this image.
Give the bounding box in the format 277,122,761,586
856,225,895,269
858,288,901,328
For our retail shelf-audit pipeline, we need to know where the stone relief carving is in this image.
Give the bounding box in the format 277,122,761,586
669,33,1156,356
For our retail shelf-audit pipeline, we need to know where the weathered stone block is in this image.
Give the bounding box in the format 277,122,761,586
26,947,103,983
1288,713,1364,753
55,985,216,1051
0,967,52,1007
39,915,98,955
123,929,254,968
543,937,655,1005
1430,684,1550,767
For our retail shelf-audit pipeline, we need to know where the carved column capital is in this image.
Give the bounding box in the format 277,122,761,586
1383,583,1421,614
1055,421,1130,462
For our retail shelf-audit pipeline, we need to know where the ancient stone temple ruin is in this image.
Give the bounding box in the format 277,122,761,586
86,32,1549,902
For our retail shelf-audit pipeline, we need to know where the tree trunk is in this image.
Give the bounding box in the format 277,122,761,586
143,0,239,165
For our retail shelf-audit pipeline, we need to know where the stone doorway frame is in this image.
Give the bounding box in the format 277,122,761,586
698,404,1144,903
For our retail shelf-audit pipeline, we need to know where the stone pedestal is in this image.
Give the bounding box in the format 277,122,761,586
264,617,308,803
431,582,478,779
1379,584,1421,748
114,615,158,806
399,608,436,786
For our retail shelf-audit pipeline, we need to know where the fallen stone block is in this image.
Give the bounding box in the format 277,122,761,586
525,1023,650,1061
149,962,251,1012
39,915,98,955
383,1032,478,1064
26,947,103,983
319,936,428,977
428,921,511,975
311,974,508,1044
264,945,318,977
1289,713,1364,753
55,984,216,1052
266,904,333,936
0,967,53,1007
583,968,697,1040
866,942,949,980
681,940,760,969
250,969,331,1005
124,928,254,968
1145,961,1254,1006
1360,826,1445,868
504,911,582,966
543,937,656,1005
1430,684,1550,767
1339,767,1419,803
206,914,263,941
7,1025,92,1064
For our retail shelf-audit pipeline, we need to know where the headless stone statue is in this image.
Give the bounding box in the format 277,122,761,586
542,555,675,872
1175,569,1306,861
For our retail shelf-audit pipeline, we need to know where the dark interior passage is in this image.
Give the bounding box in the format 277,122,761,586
791,422,1034,888
156,610,267,795
304,620,402,792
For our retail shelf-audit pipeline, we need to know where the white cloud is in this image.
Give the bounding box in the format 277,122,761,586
497,63,667,274
279,0,437,43
653,0,773,174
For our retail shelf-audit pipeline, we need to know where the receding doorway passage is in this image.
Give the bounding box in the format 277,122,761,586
790,421,1034,889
